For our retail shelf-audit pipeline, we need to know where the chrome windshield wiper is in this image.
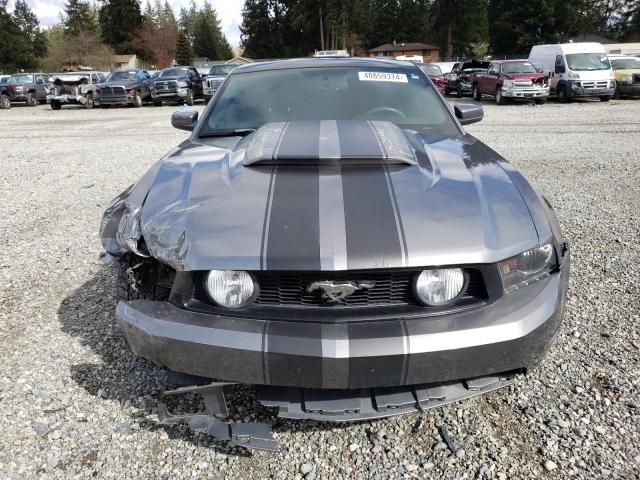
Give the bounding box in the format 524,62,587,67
199,128,256,138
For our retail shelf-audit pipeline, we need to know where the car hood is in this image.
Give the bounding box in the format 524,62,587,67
502,73,547,81
153,76,185,82
100,80,140,88
101,120,549,271
614,68,640,78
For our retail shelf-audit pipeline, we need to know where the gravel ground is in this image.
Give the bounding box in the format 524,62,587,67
0,98,639,480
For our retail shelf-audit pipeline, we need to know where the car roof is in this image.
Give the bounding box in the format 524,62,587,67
493,59,531,63
232,57,416,74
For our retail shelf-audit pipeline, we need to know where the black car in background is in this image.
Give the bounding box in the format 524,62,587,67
97,69,152,107
444,59,490,97
0,72,50,109
150,66,203,106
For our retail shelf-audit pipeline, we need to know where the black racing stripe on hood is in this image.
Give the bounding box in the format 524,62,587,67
336,120,384,158
265,166,321,269
276,121,321,158
341,164,404,269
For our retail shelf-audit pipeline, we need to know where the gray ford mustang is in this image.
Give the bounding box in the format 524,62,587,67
100,58,569,450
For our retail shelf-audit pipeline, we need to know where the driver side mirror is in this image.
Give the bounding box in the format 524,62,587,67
555,64,566,74
171,110,199,131
455,103,484,125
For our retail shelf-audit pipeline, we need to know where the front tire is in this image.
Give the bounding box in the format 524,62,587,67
26,93,38,107
599,96,611,102
0,94,10,109
185,89,194,106
496,88,506,105
456,85,463,97
133,91,143,107
472,85,481,101
50,101,61,110
84,94,94,109
557,85,569,103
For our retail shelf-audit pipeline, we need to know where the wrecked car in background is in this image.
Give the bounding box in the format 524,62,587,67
472,60,549,105
97,69,152,108
100,58,570,451
150,66,203,106
47,71,105,110
444,59,490,97
418,63,446,93
0,73,50,108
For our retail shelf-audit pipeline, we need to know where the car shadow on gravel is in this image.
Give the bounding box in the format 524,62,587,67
57,265,372,456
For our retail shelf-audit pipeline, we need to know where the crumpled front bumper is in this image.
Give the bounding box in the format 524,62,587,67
502,87,549,98
46,94,85,104
116,259,569,390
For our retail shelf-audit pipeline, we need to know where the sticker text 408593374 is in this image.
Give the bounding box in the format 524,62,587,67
358,72,408,83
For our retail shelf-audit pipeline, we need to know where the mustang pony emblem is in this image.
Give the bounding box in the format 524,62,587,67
307,280,375,302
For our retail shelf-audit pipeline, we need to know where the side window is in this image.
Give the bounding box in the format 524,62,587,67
90,74,98,83
489,63,498,74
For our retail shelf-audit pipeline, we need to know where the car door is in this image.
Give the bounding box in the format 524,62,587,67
35,75,48,99
140,71,151,97
189,68,203,96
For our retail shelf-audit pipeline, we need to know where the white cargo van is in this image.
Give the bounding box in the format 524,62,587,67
529,42,615,102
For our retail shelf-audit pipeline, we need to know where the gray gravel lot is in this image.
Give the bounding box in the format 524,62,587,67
0,99,639,479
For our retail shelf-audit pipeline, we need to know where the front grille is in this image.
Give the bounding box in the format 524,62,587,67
193,268,487,308
580,81,609,89
154,80,177,93
100,86,126,97
207,79,223,90
513,80,533,88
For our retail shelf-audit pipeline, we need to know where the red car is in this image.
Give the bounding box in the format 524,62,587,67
472,60,550,105
419,63,446,93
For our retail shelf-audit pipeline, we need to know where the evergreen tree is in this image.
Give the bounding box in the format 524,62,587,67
12,0,47,58
240,0,273,58
99,0,143,53
431,0,489,59
175,30,193,64
63,0,99,36
192,0,232,59
0,0,36,71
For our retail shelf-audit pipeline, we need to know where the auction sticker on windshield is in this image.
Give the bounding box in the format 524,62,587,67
358,72,408,83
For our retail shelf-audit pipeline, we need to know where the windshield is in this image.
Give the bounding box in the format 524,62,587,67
501,62,537,74
209,65,237,76
611,58,640,69
160,68,188,77
566,53,610,71
107,71,138,81
201,66,458,137
420,64,442,76
8,74,34,84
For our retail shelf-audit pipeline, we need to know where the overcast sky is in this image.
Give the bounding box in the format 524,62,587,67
8,0,245,47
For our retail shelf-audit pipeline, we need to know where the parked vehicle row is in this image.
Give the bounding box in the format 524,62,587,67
442,43,639,105
0,64,245,110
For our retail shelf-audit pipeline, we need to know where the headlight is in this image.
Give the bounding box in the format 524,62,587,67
503,80,515,89
177,81,188,87
499,244,556,293
568,71,580,79
204,270,257,308
15,86,23,92
620,75,632,85
414,268,465,306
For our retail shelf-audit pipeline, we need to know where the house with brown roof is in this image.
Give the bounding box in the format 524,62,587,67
111,54,138,70
367,42,441,62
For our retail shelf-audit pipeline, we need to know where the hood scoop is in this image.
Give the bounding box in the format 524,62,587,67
243,120,417,166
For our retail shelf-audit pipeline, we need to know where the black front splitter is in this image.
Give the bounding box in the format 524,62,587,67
151,371,515,452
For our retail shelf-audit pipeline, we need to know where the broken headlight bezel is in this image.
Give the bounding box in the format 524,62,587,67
499,244,556,293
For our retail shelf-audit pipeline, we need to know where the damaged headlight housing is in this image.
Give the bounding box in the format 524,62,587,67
499,244,556,293
414,268,465,306
205,270,257,308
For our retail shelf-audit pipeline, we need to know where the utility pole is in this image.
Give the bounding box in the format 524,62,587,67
319,4,325,50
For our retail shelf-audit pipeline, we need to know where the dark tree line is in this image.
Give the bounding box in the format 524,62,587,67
0,0,46,72
240,0,640,59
